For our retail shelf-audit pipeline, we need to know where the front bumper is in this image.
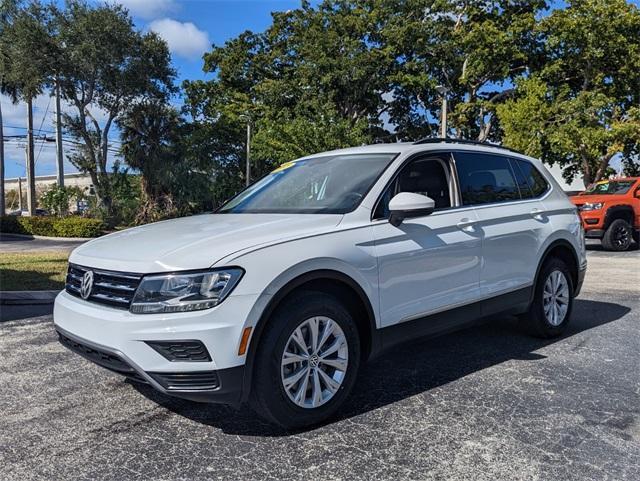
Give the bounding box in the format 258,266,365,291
584,228,605,239
56,327,244,404
53,290,260,404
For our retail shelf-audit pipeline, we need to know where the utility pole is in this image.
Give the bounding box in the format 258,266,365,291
436,85,450,138
18,177,23,211
0,98,5,216
55,79,64,187
245,121,251,186
26,97,36,215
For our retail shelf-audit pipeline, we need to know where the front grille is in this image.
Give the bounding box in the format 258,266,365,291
148,371,220,391
145,340,212,362
57,331,146,383
66,263,142,309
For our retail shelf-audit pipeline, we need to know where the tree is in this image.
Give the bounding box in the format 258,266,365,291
183,0,396,188
498,0,640,186
382,0,546,141
118,101,182,223
0,0,56,215
51,1,175,219
0,0,23,216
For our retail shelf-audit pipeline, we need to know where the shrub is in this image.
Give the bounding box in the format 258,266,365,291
0,215,104,238
39,184,85,217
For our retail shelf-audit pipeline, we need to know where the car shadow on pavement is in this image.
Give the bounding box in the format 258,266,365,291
130,298,630,436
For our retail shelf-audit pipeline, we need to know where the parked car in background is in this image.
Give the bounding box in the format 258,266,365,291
571,177,640,251
54,139,586,429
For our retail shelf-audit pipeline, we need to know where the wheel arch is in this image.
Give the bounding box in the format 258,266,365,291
531,239,580,303
604,205,634,229
240,269,379,402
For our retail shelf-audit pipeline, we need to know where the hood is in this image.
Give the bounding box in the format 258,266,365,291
570,194,629,205
70,213,343,273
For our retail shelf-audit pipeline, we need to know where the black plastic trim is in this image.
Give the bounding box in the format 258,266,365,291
145,340,212,362
378,287,532,353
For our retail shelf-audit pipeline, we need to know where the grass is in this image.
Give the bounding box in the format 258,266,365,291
0,251,69,291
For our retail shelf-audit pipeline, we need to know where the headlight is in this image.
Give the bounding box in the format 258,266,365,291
130,268,244,314
581,202,603,211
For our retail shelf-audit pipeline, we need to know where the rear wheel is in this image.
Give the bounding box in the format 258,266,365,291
602,219,633,251
250,291,360,429
523,257,574,338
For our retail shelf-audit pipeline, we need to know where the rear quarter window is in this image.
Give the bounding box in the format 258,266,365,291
512,158,549,198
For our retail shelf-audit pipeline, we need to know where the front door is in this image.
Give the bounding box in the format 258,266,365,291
372,154,482,328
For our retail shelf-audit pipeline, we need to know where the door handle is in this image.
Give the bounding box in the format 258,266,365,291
457,218,476,231
530,208,546,220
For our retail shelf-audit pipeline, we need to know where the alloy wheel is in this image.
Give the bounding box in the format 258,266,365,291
543,270,570,326
280,316,348,409
613,224,630,248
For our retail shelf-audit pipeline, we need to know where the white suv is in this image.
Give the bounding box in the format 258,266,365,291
54,139,587,429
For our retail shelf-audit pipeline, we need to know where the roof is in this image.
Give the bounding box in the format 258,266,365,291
301,139,537,161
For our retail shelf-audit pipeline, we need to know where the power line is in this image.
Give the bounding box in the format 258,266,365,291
3,124,123,145
35,95,53,165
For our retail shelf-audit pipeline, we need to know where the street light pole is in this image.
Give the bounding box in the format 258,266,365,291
435,85,450,138
245,121,251,187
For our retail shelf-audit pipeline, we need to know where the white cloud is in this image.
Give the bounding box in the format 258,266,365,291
115,0,178,20
149,18,210,60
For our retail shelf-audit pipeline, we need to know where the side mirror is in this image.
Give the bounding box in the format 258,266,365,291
388,192,435,227
635,189,640,198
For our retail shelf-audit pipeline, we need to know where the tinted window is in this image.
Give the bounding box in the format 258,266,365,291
455,153,520,205
513,158,549,197
219,153,396,214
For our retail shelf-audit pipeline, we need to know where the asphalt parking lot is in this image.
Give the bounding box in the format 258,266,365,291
1,246,639,481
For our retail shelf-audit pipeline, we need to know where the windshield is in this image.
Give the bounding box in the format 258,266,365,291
584,180,636,195
219,153,397,214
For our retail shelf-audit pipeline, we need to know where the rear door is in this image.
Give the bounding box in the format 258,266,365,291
453,152,552,297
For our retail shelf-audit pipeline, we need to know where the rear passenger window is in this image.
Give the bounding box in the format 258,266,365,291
512,158,549,197
454,153,520,206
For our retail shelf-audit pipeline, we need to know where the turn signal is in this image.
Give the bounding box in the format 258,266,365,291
238,327,253,356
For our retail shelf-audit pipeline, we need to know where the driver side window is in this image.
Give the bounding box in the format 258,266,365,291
374,155,454,219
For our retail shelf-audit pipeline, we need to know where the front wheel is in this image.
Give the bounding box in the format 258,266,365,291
250,291,361,429
523,258,574,338
602,219,633,251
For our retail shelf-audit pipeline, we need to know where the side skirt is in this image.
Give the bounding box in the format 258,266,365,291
375,287,532,355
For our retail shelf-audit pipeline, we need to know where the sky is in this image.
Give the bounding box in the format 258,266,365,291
1,0,311,179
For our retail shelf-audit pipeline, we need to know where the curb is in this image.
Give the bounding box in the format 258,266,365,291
0,290,61,305
0,232,94,242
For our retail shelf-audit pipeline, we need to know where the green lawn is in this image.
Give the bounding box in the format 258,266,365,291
0,252,69,291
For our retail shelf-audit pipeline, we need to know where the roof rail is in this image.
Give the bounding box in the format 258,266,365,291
413,137,524,155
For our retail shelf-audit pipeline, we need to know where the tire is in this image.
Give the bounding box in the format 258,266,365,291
601,219,633,251
249,290,361,430
523,257,574,338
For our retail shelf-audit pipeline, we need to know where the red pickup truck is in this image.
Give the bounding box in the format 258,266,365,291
570,177,640,251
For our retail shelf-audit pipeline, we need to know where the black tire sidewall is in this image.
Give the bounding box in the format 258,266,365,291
250,291,361,429
602,219,633,251
530,258,574,338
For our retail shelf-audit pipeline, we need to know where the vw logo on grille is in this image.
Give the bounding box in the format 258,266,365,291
80,270,94,300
